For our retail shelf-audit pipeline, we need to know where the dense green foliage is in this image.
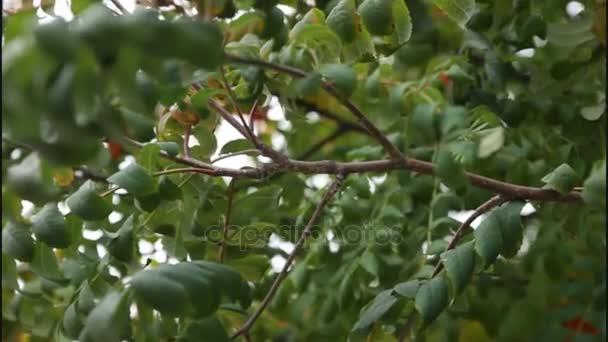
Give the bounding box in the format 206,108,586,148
2,0,606,341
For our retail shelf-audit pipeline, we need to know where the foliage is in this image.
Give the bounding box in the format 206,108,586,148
1,0,605,341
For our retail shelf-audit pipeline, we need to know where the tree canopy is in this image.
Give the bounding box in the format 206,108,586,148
2,0,606,341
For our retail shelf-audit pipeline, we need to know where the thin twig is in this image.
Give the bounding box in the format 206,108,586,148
397,312,417,342
220,66,255,141
208,99,290,164
219,179,236,263
152,167,217,177
432,195,511,277
100,186,120,197
232,174,346,339
109,0,128,14
397,196,510,341
211,149,260,164
75,167,108,183
224,54,406,161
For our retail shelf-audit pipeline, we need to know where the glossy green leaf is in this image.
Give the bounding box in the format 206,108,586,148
415,276,449,325
352,289,398,331
6,153,59,204
31,203,71,248
66,181,112,221
107,163,157,196
582,160,606,207
30,242,63,281
321,64,357,98
293,71,323,97
326,0,358,43
79,290,131,342
2,252,19,289
436,148,469,193
393,280,421,298
219,139,254,155
2,222,35,262
541,163,580,195
474,211,503,267
178,316,229,342
107,215,135,262
494,201,525,258
432,0,476,27
441,241,475,294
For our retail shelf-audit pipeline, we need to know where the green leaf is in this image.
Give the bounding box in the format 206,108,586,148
107,215,135,262
414,276,449,325
293,72,323,97
2,222,35,262
2,252,19,289
130,269,192,316
30,242,63,281
66,181,113,221
359,249,380,277
477,127,504,158
495,201,525,258
408,103,437,144
178,316,229,342
541,163,580,195
358,0,393,36
432,0,476,27
474,211,503,267
219,139,254,155
225,255,270,281
6,152,59,204
321,64,357,98
191,125,218,159
136,143,161,172
130,261,250,317
352,289,398,331
391,0,412,44
326,0,358,43
547,17,595,48
31,203,71,248
158,176,182,201
393,280,420,298
79,290,131,342
62,302,83,339
157,142,181,157
582,160,606,207
441,241,475,294
108,163,157,196
436,148,469,193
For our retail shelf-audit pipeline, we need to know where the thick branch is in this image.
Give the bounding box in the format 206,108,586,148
124,138,583,203
232,175,346,339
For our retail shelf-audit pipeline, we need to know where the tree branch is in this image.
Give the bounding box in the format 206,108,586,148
232,174,346,339
431,195,511,277
224,54,406,161
124,137,583,203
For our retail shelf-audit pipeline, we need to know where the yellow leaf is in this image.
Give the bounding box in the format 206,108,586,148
53,167,75,187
